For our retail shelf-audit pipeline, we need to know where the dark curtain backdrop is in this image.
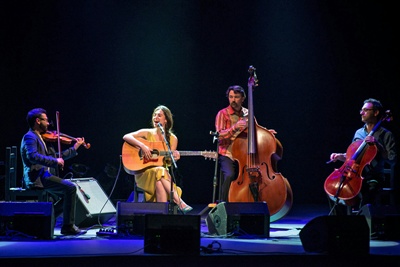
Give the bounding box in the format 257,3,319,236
1,0,399,207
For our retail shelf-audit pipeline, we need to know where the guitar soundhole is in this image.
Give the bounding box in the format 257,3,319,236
151,150,160,159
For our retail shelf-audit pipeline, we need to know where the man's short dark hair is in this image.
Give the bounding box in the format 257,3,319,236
26,108,46,129
226,85,246,98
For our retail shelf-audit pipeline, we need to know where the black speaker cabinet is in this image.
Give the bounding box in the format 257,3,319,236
72,178,116,227
299,215,370,255
358,204,400,240
206,202,270,237
117,202,171,236
144,214,200,255
0,202,54,240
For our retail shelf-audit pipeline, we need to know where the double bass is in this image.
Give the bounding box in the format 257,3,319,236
324,111,393,205
228,66,293,222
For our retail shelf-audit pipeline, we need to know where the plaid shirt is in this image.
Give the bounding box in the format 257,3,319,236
215,105,248,160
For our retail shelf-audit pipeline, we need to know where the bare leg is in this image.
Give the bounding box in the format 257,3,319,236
158,177,189,209
155,181,167,202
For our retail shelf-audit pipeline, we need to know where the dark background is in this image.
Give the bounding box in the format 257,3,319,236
1,0,399,209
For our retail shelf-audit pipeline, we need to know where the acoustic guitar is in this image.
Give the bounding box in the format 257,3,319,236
122,139,217,174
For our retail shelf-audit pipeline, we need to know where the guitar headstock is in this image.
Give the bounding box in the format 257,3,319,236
248,65,258,89
201,151,218,160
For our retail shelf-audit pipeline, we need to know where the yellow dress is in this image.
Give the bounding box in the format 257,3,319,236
134,132,182,202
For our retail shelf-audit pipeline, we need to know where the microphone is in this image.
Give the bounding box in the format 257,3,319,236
78,186,90,200
157,122,165,134
210,130,219,143
210,131,219,137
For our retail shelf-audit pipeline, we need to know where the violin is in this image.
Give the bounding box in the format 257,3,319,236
42,131,91,149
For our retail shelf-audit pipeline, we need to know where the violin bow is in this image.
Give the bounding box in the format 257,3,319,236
56,111,63,171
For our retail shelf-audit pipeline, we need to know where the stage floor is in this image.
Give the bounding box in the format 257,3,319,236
1,203,400,266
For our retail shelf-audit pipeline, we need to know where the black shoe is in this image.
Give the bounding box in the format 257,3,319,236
61,224,87,236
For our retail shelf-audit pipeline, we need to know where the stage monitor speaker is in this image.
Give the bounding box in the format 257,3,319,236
0,202,54,240
357,204,400,240
299,215,370,255
117,201,171,236
144,214,200,255
71,178,116,227
206,202,270,237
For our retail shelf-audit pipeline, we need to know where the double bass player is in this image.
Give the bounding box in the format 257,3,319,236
215,67,293,222
215,85,277,202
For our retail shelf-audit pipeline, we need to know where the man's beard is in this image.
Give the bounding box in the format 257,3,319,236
39,124,48,133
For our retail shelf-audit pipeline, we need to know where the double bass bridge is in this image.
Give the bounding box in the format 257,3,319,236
246,166,261,202
246,166,261,180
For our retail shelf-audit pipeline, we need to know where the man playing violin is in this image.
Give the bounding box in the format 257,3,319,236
20,108,86,235
329,98,397,211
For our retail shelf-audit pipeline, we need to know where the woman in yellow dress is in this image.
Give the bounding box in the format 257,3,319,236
123,105,192,213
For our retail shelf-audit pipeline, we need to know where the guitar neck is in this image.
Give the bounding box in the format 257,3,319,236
160,151,207,157
158,149,217,160
179,151,209,157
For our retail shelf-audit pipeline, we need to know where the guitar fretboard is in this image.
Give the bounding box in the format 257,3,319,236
158,151,214,157
180,151,207,156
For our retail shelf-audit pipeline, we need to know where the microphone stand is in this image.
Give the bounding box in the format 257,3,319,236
158,123,178,215
199,131,220,216
210,131,219,203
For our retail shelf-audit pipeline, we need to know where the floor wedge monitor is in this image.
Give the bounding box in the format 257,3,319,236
206,201,270,237
72,178,116,227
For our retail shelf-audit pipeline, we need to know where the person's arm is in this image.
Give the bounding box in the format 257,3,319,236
60,140,84,160
23,133,59,168
330,152,347,162
380,131,397,163
123,129,153,159
329,130,362,163
215,109,241,141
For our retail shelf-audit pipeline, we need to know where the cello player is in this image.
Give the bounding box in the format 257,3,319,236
329,98,397,212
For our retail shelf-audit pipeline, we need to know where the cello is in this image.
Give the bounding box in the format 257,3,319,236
324,110,393,205
228,66,293,222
